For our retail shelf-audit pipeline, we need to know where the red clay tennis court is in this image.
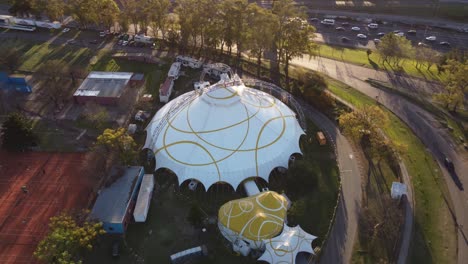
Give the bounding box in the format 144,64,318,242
0,152,96,264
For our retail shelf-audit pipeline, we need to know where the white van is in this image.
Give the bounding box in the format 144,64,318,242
368,23,379,29
134,35,154,45
321,19,335,26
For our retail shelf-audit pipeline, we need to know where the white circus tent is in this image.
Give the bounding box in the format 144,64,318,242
258,224,316,264
144,75,304,190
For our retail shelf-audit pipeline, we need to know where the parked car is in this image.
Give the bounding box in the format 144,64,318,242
99,31,106,37
425,36,437,41
341,36,351,42
351,26,360,31
335,27,345,31
444,157,455,173
418,42,429,47
407,29,417,35
122,40,129,46
62,28,70,33
377,32,386,37
357,34,367,39
439,41,451,47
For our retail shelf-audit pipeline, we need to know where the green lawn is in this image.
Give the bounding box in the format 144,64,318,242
325,78,457,264
317,44,444,81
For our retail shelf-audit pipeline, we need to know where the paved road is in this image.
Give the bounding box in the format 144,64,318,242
292,55,468,264
298,102,362,264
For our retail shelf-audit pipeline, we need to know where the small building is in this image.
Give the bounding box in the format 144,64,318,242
73,71,135,105
0,72,32,93
168,62,182,80
133,174,155,222
316,131,326,145
203,63,231,80
90,166,145,234
159,77,174,103
391,182,407,199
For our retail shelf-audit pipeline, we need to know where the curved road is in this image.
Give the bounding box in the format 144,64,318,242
292,55,468,264
299,102,363,264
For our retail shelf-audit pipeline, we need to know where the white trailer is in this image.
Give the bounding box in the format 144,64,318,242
203,63,231,80
134,34,154,45
175,56,203,69
168,62,182,79
133,174,155,222
160,77,174,103
13,17,61,29
0,15,36,31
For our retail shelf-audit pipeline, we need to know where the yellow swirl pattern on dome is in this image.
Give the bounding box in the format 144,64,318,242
218,191,289,241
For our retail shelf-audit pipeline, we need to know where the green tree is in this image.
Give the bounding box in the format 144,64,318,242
36,60,71,109
34,212,105,264
414,46,440,70
377,33,413,67
8,0,34,17
31,0,64,21
245,3,278,76
338,105,388,142
96,128,137,165
147,0,171,40
286,160,318,198
97,0,120,30
66,0,98,28
0,112,37,151
433,59,467,112
81,101,109,130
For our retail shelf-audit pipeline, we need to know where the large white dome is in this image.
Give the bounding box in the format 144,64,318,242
144,76,304,190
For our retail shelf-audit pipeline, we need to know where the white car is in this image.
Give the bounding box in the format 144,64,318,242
425,36,437,41
321,19,335,26
351,26,361,31
99,31,106,37
368,23,378,29
122,40,129,46
62,28,70,33
357,34,367,39
395,32,405,37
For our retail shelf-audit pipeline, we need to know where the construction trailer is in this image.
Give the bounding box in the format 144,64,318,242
175,56,203,69
133,174,155,222
0,15,36,31
134,34,155,45
168,62,182,80
159,77,174,103
203,63,232,80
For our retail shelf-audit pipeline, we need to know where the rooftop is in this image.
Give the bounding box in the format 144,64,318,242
90,166,143,224
73,71,133,98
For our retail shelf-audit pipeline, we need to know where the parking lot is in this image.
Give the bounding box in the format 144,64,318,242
310,15,468,52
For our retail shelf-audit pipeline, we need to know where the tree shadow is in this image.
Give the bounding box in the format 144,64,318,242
368,58,380,70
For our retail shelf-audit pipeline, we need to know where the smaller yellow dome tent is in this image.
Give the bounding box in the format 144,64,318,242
218,191,289,249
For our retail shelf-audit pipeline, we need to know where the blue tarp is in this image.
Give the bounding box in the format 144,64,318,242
0,72,32,93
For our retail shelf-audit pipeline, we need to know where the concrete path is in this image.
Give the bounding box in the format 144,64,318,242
292,55,467,264
298,102,363,264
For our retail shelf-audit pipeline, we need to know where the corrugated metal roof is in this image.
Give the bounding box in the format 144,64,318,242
73,71,133,98
90,166,143,224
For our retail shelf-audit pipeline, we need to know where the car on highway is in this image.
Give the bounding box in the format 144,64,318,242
395,32,405,37
444,157,455,173
66,39,76,44
418,42,429,47
62,28,70,33
393,30,401,33
89,39,98,44
368,23,378,29
351,26,361,31
335,27,345,31
439,41,451,47
309,18,319,22
321,19,335,26
425,36,437,41
377,32,386,37
341,22,350,27
407,29,417,35
341,36,351,42
373,39,381,44
357,34,367,39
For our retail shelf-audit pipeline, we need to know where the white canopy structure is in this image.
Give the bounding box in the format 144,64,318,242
258,224,316,264
144,75,304,190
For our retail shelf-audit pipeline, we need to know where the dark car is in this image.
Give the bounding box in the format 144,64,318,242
377,32,386,37
309,17,319,22
341,22,350,26
407,29,417,35
444,157,455,172
439,41,451,47
112,241,120,257
341,36,351,42
335,27,345,31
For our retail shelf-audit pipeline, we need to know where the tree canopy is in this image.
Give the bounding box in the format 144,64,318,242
96,128,137,165
34,212,105,264
377,33,413,67
433,59,468,112
0,112,37,151
36,60,71,109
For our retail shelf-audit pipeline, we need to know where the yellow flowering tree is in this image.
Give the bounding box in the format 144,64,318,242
96,128,137,165
34,212,105,264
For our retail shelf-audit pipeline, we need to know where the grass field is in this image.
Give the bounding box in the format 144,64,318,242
317,44,443,81
325,77,457,264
